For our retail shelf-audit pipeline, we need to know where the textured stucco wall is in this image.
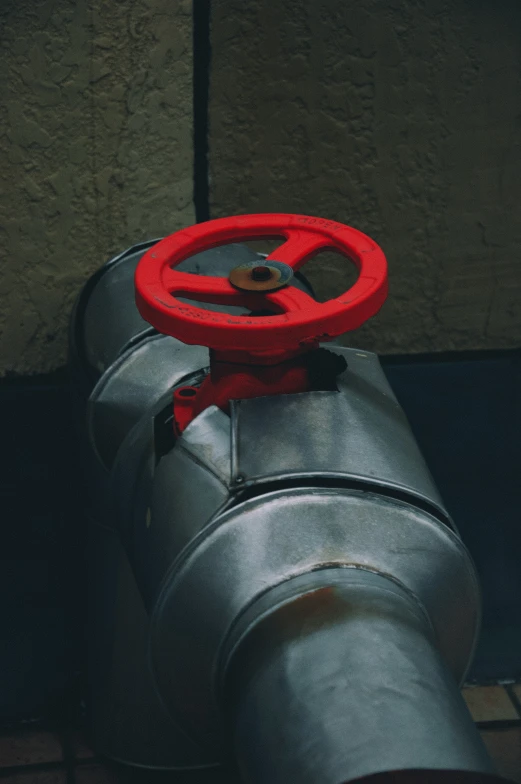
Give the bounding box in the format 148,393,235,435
209,0,521,353
0,0,193,376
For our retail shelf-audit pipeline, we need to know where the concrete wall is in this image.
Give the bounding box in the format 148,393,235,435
2,0,520,374
208,0,521,353
0,0,193,376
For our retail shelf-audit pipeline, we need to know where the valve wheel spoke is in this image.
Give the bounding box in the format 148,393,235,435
266,230,327,270
162,269,242,305
266,286,318,313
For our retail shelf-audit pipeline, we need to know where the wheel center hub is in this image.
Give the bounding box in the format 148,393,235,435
251,265,272,281
228,260,294,291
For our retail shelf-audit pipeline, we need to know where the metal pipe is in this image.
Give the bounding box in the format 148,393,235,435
223,569,499,784
69,231,507,779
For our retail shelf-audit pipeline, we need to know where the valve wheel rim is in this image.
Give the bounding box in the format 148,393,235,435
134,213,388,352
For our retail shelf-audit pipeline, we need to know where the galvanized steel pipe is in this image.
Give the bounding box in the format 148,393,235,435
69,232,507,782
223,569,496,783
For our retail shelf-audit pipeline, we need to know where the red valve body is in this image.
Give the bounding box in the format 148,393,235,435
173,351,312,436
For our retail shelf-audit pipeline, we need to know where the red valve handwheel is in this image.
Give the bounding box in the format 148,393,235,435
134,213,388,354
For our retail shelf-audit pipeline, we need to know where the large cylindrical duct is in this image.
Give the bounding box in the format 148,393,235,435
68,214,510,781
224,569,498,784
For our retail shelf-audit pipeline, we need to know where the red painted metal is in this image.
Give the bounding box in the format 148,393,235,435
134,214,388,433
134,213,388,354
173,351,312,436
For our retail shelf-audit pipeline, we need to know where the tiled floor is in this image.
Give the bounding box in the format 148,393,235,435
0,685,519,783
462,684,520,723
463,684,521,783
0,723,236,783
